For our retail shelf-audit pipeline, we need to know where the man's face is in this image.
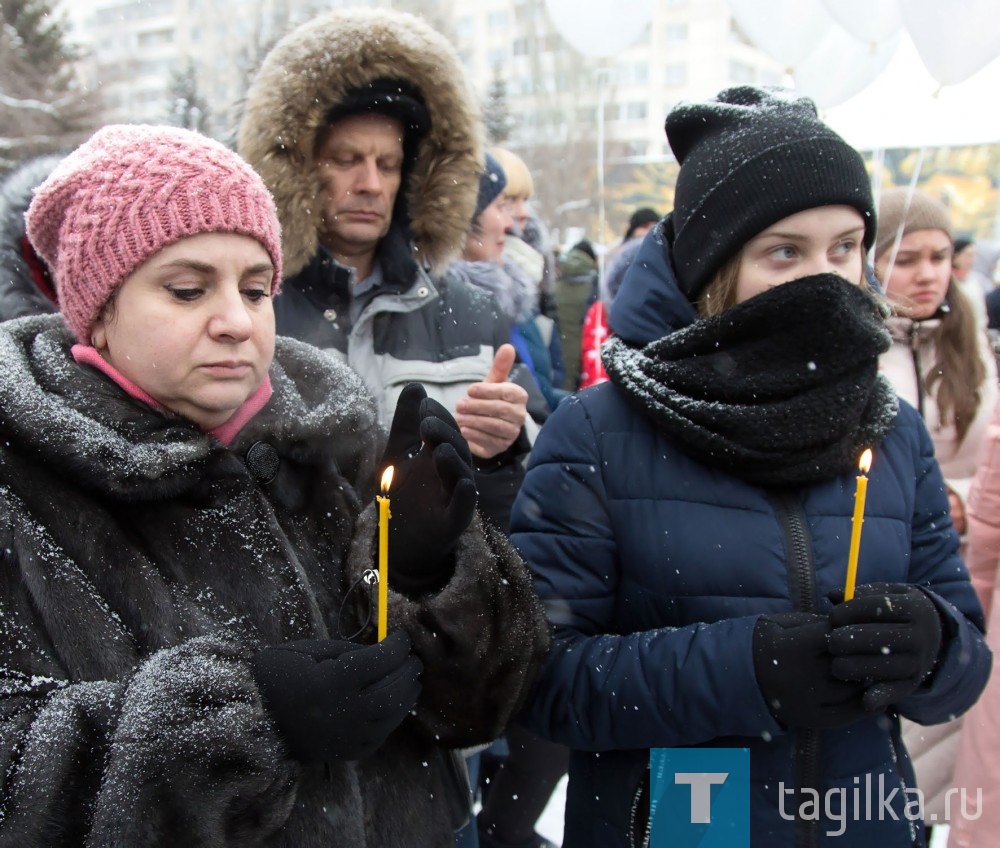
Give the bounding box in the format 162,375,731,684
315,113,405,258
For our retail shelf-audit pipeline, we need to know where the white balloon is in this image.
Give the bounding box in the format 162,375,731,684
728,0,832,70
543,0,655,58
899,0,1000,85
824,34,1000,149
818,0,903,43
792,26,901,109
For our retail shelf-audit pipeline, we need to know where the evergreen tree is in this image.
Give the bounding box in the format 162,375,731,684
167,61,210,133
0,0,98,172
484,63,514,144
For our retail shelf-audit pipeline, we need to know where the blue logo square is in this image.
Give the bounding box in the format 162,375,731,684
649,748,749,848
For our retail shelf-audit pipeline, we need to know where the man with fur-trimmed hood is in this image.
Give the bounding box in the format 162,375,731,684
238,8,538,532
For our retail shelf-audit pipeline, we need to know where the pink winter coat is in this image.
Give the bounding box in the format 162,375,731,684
948,397,1000,847
879,315,998,824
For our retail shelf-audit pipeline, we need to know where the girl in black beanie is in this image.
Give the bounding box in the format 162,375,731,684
506,86,990,848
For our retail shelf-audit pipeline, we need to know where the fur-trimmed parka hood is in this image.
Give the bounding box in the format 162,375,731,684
237,8,483,278
0,154,63,320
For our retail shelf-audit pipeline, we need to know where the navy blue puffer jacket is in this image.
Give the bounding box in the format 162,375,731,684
509,227,991,848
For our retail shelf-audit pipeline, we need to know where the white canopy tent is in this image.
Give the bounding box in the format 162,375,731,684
823,35,1000,151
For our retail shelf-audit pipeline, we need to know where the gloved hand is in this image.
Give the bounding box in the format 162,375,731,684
381,383,478,594
252,630,422,764
752,612,868,729
828,582,944,712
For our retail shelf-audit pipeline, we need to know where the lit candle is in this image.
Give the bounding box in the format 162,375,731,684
843,449,873,601
377,466,393,641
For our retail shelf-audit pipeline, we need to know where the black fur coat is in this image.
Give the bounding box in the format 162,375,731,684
0,315,549,847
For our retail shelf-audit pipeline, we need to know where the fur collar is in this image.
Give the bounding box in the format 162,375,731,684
237,8,482,278
0,315,380,503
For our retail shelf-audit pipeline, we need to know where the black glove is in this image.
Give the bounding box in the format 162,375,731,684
752,612,869,730
252,630,423,764
381,383,478,594
829,582,944,712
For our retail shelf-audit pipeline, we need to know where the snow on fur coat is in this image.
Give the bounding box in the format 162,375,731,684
0,314,549,847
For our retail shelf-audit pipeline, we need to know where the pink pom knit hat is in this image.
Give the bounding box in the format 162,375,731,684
26,124,282,343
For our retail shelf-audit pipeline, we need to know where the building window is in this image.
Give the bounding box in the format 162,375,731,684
615,62,649,87
456,15,473,39
488,10,509,30
665,63,688,87
512,37,529,56
137,28,174,47
625,101,647,120
665,23,688,45
728,60,756,83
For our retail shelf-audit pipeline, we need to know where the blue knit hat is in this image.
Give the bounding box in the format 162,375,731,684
474,153,507,221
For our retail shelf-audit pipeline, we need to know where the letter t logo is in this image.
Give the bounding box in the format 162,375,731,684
674,773,729,823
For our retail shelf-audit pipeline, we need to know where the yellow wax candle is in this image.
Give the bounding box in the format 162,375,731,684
377,466,393,641
844,449,873,601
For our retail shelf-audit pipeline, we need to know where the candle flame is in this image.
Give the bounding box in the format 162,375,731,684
381,465,394,493
859,449,872,474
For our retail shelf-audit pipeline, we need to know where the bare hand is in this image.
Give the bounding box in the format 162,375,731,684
455,344,528,459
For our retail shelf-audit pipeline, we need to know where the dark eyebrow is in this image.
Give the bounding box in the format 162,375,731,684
759,226,865,242
157,259,274,275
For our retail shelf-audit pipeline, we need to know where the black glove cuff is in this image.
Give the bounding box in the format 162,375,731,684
389,550,457,597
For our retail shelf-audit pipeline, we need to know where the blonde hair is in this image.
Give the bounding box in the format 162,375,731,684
490,147,534,199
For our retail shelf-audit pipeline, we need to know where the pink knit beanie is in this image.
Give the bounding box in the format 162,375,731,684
26,124,282,343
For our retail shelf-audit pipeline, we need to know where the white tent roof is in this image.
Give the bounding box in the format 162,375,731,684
823,35,1000,150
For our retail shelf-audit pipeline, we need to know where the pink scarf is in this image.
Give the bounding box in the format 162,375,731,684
71,345,272,446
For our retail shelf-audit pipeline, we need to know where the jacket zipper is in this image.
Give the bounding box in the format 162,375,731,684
628,760,651,848
770,492,821,848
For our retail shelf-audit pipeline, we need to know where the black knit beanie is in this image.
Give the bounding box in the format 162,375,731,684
474,152,507,222
665,85,876,302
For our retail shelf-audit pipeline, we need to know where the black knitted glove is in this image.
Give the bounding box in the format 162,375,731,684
752,612,868,729
829,582,944,711
252,630,422,764
381,383,478,594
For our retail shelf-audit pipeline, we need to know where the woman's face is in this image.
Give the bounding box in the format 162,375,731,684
91,232,276,429
735,205,867,305
503,195,530,233
952,242,975,281
876,229,952,321
464,196,513,263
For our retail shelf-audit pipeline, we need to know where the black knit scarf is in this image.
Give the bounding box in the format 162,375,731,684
603,273,899,487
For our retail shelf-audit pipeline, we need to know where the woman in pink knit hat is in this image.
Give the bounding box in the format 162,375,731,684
0,125,547,847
